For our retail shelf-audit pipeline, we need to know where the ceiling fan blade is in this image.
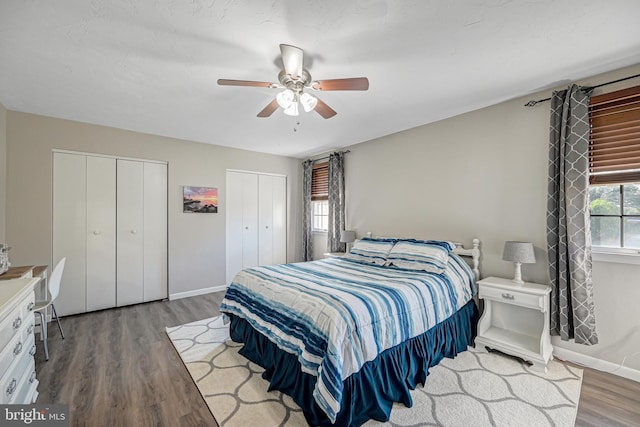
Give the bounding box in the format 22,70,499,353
314,98,337,119
313,77,369,91
280,44,304,78
257,99,280,118
217,79,274,88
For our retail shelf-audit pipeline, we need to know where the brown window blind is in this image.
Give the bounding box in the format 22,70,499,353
589,84,640,185
311,162,329,201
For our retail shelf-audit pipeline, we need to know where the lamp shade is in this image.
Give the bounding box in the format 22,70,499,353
340,230,356,243
502,241,536,264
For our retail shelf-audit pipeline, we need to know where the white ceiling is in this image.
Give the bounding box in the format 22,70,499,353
1,1,640,158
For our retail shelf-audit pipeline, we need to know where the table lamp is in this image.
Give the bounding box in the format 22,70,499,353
502,241,536,285
340,230,356,252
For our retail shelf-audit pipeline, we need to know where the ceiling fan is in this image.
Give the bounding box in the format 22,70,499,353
217,44,369,119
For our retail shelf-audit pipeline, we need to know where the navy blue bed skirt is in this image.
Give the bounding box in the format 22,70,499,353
227,299,478,427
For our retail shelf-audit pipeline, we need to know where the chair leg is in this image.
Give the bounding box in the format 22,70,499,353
35,311,49,361
51,304,65,339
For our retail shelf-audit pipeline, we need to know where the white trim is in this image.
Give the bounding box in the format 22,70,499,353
592,248,640,265
52,148,168,164
226,168,287,178
169,285,227,300
553,347,640,383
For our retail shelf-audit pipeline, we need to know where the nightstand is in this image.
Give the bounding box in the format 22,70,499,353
323,252,347,258
475,276,553,372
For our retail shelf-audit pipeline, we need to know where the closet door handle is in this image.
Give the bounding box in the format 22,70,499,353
130,230,137,234
93,230,101,235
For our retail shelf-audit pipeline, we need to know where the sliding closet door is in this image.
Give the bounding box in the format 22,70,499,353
52,152,87,316
116,159,144,307
143,162,168,302
86,156,117,311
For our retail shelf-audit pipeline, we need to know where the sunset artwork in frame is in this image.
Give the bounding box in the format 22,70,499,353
183,186,218,213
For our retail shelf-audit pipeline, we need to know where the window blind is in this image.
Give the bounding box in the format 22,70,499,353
589,84,640,185
311,162,329,201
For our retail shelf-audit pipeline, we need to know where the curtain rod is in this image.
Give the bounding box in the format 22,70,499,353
307,150,351,163
524,73,640,107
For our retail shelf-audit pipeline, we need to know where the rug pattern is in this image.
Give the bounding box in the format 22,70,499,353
166,316,582,427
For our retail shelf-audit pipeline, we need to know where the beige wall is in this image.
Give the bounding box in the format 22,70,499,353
0,102,6,242
344,63,640,371
5,112,302,296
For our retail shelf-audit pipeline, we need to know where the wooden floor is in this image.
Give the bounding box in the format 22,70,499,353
35,292,640,427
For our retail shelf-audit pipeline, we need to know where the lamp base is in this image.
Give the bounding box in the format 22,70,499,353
512,262,524,285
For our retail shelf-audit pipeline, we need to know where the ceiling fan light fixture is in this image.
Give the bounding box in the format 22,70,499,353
300,93,318,112
276,89,295,108
283,99,299,116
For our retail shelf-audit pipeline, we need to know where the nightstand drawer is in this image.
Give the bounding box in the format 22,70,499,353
479,286,544,310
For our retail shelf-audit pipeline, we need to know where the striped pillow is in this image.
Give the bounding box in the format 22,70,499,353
386,239,454,273
345,237,397,266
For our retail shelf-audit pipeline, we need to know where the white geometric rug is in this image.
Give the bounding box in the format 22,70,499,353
166,316,583,427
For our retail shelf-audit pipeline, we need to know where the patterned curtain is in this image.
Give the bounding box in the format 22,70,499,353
327,152,346,253
546,84,598,345
302,160,314,261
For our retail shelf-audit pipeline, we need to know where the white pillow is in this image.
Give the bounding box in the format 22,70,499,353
386,239,454,273
345,237,397,266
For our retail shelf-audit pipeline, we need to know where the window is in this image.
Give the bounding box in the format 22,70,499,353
589,84,640,250
311,161,329,232
589,184,640,248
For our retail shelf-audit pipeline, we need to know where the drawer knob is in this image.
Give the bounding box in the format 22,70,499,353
501,293,515,300
12,317,22,330
27,324,34,335
6,378,17,397
13,341,23,357
29,345,36,357
29,371,36,384
27,301,35,311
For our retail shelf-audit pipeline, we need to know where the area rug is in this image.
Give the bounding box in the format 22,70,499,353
166,316,583,427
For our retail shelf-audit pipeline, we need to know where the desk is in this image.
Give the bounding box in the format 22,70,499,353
0,266,34,280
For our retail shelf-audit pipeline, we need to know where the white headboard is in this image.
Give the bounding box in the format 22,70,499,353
452,238,481,281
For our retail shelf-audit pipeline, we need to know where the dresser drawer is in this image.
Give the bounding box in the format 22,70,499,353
479,286,544,310
9,359,36,404
0,333,35,404
0,291,35,360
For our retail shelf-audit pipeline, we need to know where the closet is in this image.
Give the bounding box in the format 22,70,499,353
52,152,167,316
226,170,286,285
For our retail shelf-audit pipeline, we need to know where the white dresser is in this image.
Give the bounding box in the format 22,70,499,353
0,277,40,404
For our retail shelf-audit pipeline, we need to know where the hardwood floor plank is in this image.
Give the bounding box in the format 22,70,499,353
34,292,640,426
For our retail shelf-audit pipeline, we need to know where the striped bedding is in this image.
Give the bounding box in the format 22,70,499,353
220,254,476,423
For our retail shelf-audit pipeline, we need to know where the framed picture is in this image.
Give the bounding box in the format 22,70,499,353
183,186,218,213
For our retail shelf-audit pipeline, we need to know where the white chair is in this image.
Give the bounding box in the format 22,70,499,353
34,257,66,361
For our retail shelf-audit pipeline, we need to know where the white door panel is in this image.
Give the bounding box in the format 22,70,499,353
52,153,87,316
86,156,116,311
272,175,287,265
258,175,273,266
226,171,244,285
241,173,258,269
117,159,144,306
143,162,168,302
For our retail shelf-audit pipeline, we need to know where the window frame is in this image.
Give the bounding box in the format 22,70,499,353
588,84,640,262
310,161,329,233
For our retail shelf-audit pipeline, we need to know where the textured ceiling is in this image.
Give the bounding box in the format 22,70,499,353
1,1,640,158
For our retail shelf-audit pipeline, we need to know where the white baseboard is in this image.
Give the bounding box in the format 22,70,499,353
554,347,640,383
169,285,227,301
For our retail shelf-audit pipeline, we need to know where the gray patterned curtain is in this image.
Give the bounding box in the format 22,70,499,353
302,160,314,261
547,84,598,345
327,152,346,253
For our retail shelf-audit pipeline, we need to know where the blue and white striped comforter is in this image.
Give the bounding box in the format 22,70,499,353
220,254,476,423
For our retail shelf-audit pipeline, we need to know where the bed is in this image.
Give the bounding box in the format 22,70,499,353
220,237,481,426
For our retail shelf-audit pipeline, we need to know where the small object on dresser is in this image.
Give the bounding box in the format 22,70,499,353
0,244,11,275
502,241,535,285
